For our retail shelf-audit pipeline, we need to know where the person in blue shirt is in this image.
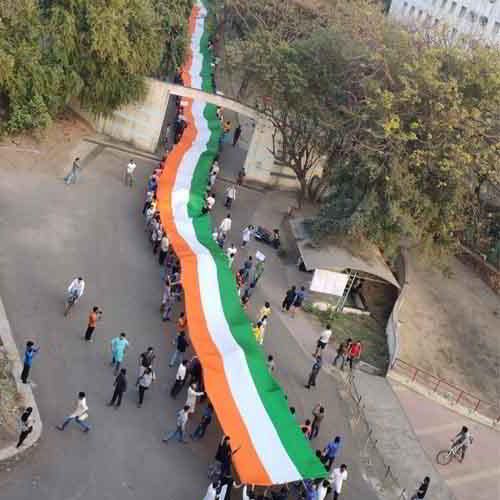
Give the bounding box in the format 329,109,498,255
111,333,129,375
323,436,343,470
21,341,40,384
191,402,213,440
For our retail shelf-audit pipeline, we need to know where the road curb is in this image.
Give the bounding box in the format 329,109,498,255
0,296,42,462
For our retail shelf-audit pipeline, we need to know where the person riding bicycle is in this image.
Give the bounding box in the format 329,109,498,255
67,277,85,303
451,426,473,462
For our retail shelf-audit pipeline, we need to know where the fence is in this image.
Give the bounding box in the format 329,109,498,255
392,358,500,425
345,372,410,500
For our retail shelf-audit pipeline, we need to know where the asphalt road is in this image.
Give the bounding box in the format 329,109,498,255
0,143,380,500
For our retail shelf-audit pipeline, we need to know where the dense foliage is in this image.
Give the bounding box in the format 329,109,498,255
225,0,500,258
0,0,192,132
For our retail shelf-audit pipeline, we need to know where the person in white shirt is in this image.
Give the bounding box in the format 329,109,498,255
316,480,331,500
163,405,191,443
124,159,136,187
330,464,348,499
57,392,90,432
241,225,254,247
68,277,85,300
226,244,237,267
170,360,187,398
203,194,216,214
159,234,169,265
137,367,155,407
219,214,232,237
224,185,236,208
185,383,204,413
314,324,333,357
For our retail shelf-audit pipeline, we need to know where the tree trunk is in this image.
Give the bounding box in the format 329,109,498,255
296,174,308,208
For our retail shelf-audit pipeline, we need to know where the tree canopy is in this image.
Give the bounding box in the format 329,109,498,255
225,0,500,259
0,0,193,132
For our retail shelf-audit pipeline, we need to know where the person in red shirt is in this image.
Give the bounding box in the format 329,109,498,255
84,306,102,342
347,341,362,371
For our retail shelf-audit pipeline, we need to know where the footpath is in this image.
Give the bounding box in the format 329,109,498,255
227,178,459,500
0,296,42,462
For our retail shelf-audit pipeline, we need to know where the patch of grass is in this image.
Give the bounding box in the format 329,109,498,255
0,351,19,439
303,303,388,370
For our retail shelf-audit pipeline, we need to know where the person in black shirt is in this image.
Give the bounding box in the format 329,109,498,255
411,476,430,499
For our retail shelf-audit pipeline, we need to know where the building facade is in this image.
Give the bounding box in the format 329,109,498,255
390,0,500,43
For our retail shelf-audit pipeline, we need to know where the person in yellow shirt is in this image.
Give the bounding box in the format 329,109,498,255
259,301,271,322
252,321,263,345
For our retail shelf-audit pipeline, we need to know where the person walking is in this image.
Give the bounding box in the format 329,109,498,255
281,286,296,312
111,332,129,375
185,382,204,413
332,339,352,371
64,157,81,185
258,302,271,322
158,233,169,265
232,124,242,147
300,419,313,438
252,321,263,345
16,407,34,448
176,311,188,337
56,392,90,432
239,256,253,283
170,331,189,367
124,159,136,187
323,436,343,470
313,325,333,357
161,275,174,322
330,464,348,499
137,366,154,407
219,214,232,239
224,185,236,208
267,354,275,374
291,286,305,317
21,341,40,384
316,480,332,500
411,477,430,499
170,360,188,398
305,355,322,389
241,225,254,247
84,306,102,342
346,341,362,371
226,243,237,268
191,403,213,440
163,405,190,443
139,347,155,370
108,368,128,408
311,404,325,439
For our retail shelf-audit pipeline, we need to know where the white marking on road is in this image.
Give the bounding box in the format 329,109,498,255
414,421,463,436
446,466,500,486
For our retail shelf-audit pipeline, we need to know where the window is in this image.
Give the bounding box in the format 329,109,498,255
450,1,457,13
459,6,467,18
494,21,500,34
480,16,489,27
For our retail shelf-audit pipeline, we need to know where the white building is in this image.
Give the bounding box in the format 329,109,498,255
390,0,500,43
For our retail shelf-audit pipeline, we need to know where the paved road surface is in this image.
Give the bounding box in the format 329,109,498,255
393,382,500,500
0,143,380,499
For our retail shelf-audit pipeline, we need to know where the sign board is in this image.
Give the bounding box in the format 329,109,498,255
310,269,349,297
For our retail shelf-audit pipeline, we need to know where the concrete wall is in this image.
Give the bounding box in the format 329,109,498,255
71,78,170,153
385,249,408,371
390,0,500,43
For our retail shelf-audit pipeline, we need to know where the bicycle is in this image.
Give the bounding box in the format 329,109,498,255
436,441,467,465
64,293,79,317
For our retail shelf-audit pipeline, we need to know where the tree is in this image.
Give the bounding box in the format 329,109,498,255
0,0,193,132
314,31,500,258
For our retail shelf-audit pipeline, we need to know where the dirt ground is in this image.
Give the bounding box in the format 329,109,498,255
0,348,19,447
398,249,500,406
0,112,91,177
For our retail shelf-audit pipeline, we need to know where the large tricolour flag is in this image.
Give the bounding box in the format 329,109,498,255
157,0,327,485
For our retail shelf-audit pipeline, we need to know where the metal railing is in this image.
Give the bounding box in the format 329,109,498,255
392,358,500,424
